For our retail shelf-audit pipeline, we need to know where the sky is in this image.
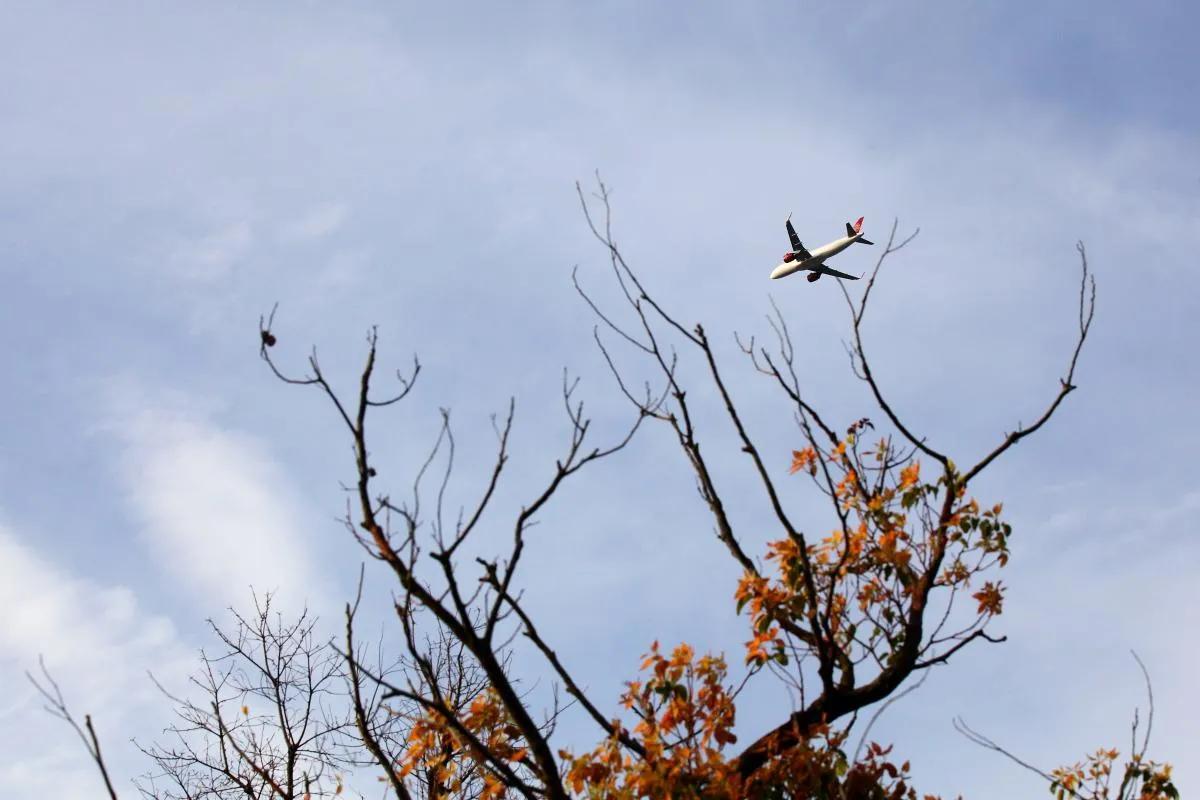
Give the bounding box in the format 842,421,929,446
2,1,1198,797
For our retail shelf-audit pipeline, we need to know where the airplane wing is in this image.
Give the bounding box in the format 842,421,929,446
818,264,861,281
785,217,810,258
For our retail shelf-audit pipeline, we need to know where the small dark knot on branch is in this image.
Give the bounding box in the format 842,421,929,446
260,329,277,348
847,417,874,436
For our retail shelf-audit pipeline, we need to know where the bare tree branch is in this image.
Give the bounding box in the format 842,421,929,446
961,242,1095,484
27,658,121,800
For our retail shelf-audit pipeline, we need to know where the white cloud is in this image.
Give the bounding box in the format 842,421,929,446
279,202,349,243
1,4,1196,797
106,387,330,617
165,220,254,282
312,248,369,293
0,522,192,798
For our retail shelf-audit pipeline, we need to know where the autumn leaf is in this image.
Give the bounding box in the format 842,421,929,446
971,581,1004,615
789,448,817,475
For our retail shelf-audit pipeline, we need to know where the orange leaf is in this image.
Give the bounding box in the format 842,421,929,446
789,448,817,474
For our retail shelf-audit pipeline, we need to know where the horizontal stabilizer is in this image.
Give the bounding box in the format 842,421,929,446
847,216,871,244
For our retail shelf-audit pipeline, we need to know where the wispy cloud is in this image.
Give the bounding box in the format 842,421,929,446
1,3,1196,797
0,522,192,797
165,221,254,283
279,202,349,243
105,385,331,617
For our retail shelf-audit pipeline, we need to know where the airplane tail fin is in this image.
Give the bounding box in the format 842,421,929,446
847,216,873,244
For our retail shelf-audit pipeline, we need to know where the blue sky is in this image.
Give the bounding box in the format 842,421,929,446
2,2,1197,797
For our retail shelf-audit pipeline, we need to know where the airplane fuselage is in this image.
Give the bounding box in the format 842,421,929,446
770,232,862,280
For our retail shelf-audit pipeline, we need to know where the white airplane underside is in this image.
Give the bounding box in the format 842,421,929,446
769,215,873,281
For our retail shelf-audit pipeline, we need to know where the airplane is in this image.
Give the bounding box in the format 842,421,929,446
769,215,874,282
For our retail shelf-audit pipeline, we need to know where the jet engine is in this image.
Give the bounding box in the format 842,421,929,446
782,252,796,262
806,272,821,282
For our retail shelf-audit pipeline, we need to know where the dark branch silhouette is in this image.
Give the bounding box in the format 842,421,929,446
260,294,648,800
27,658,121,800
571,174,1094,782
135,593,350,799
38,179,1173,800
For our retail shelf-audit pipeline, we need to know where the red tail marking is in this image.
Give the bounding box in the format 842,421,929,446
853,216,864,233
